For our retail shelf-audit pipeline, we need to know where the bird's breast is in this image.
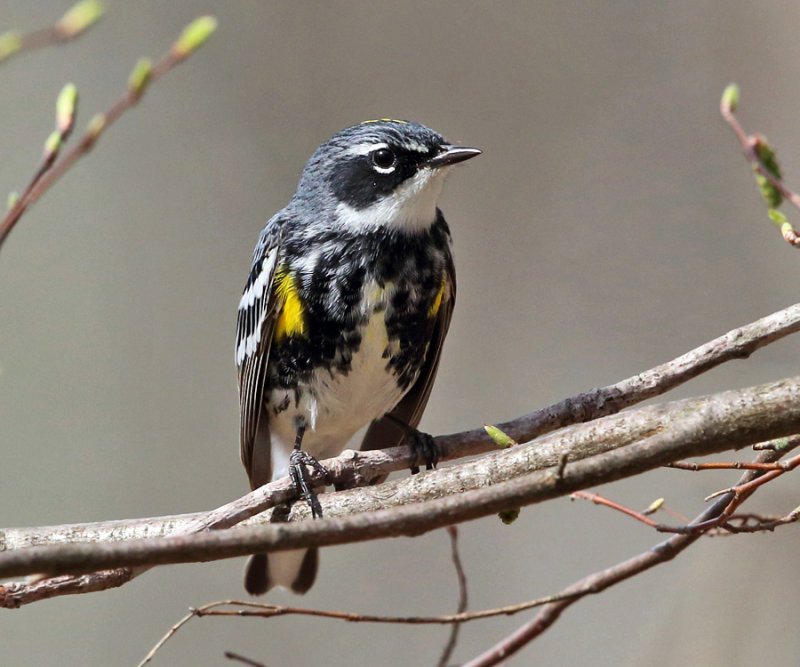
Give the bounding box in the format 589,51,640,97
267,279,414,453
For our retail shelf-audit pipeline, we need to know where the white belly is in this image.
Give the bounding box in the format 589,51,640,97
268,300,410,478
311,309,406,431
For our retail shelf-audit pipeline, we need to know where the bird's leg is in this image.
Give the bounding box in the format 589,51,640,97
384,413,439,474
288,422,331,518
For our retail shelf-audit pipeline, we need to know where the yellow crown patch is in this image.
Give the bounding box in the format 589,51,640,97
360,118,408,125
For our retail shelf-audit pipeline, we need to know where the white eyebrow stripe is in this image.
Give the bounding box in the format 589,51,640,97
346,142,388,156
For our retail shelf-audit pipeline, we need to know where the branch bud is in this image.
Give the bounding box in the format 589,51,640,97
127,58,152,100
721,83,740,114
484,424,517,449
55,0,105,39
7,192,19,211
0,31,22,60
768,209,788,227
754,136,782,180
752,136,783,208
56,83,78,135
87,112,106,140
646,498,665,513
43,130,62,160
170,15,217,61
498,508,520,525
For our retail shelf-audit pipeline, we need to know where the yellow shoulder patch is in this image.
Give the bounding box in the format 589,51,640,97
428,277,447,318
273,266,307,340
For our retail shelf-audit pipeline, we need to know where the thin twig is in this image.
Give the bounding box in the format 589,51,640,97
704,451,800,501
667,460,790,471
720,509,800,533
570,491,659,527
0,15,216,251
438,527,468,667
720,91,800,206
573,439,800,537
463,446,789,666
139,590,586,665
720,87,800,246
0,1,104,67
137,609,196,666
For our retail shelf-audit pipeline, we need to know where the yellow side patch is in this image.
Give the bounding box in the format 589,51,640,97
273,266,306,340
428,277,447,318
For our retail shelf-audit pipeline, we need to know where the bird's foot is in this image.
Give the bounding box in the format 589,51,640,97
407,428,439,474
289,449,331,518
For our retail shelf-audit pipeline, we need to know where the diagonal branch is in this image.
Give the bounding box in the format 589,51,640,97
0,377,797,582
0,1,105,67
4,302,800,553
2,303,799,607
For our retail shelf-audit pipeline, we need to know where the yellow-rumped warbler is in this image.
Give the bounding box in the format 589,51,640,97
235,119,480,595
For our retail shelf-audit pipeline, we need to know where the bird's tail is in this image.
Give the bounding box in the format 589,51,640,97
244,548,318,595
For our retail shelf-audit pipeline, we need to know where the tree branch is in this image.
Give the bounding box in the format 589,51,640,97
4,302,800,552
0,376,797,583
2,304,798,607
137,438,799,665
437,526,468,667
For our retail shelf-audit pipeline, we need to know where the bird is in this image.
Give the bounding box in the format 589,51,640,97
235,119,480,595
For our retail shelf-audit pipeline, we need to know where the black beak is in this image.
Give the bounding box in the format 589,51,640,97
426,145,482,168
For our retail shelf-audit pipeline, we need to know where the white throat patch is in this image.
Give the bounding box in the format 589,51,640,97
335,166,449,232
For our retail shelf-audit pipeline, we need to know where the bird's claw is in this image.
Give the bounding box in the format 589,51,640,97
408,429,439,474
289,449,330,518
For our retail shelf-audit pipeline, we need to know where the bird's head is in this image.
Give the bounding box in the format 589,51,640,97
294,119,480,231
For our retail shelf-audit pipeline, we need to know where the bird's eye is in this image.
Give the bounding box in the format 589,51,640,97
371,148,396,170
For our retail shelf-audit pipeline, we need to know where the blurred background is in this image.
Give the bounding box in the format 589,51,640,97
2,2,800,665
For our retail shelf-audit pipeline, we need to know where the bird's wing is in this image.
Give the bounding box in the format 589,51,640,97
359,248,456,453
236,221,284,488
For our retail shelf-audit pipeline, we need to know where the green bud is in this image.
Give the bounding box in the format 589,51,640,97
498,508,520,525
87,112,106,138
56,83,78,134
768,209,788,226
7,191,19,211
484,424,517,449
772,437,792,452
752,138,783,208
0,31,22,59
171,15,217,60
56,0,105,38
754,170,783,208
721,83,740,113
647,498,664,513
128,57,152,98
755,137,782,180
44,130,61,158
